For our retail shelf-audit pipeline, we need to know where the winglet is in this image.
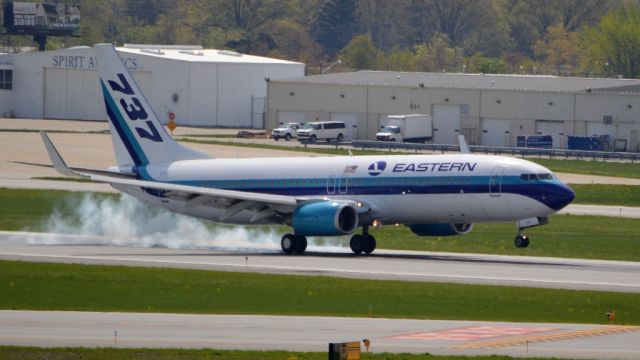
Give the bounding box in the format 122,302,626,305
458,135,471,154
40,131,84,178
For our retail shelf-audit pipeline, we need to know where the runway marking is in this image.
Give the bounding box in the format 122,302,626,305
388,326,556,341
1,249,639,292
452,325,640,349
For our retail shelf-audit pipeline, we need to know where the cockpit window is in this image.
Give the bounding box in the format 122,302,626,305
521,173,555,182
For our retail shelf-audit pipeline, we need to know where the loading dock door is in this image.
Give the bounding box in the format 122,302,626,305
481,118,511,146
44,68,151,121
433,105,460,144
535,120,565,148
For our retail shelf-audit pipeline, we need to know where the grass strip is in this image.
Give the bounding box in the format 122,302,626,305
1,260,638,325
1,188,639,261
0,346,558,360
570,184,640,207
530,158,640,179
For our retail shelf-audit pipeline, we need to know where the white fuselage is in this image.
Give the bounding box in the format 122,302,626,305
116,154,573,227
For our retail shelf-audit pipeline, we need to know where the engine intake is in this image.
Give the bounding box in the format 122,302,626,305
408,223,473,236
292,201,358,236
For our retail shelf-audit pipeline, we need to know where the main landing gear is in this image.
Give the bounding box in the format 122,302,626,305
281,234,307,254
350,227,376,255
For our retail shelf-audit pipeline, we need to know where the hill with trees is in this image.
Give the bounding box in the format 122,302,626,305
2,0,640,78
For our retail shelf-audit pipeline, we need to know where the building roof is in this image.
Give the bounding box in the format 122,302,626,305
0,44,303,66
118,45,302,65
274,71,640,94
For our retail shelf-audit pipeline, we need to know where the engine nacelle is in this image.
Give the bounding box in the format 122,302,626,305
408,223,473,236
292,201,358,236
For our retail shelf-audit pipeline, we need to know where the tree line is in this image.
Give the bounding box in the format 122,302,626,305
3,0,640,78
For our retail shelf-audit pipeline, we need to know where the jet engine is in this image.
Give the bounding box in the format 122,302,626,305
292,201,358,236
408,223,473,236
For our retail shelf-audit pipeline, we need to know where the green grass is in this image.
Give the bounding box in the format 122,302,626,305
1,260,638,325
571,184,640,206
530,158,640,179
1,188,638,261
0,347,561,360
375,215,640,261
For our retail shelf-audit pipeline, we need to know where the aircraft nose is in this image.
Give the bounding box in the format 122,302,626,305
553,183,575,211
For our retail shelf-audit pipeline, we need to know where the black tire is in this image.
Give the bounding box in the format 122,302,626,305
362,234,376,254
281,234,296,254
514,235,529,248
337,133,344,142
309,135,316,143
284,133,291,141
273,137,280,141
294,235,307,254
350,234,364,254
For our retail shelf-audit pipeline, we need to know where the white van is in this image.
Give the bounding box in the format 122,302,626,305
296,121,347,143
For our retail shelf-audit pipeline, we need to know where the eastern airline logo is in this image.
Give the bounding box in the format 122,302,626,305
368,161,387,176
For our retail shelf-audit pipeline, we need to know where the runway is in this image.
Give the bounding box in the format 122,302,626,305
1,231,639,293
1,310,638,359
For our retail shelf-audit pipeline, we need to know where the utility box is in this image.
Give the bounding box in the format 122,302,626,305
328,341,361,360
517,135,553,149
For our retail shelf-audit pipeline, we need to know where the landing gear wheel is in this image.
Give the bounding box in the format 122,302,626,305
274,137,280,141
281,234,308,254
350,234,364,254
362,234,376,254
514,235,530,248
294,235,307,254
284,133,291,141
281,234,295,254
336,133,344,142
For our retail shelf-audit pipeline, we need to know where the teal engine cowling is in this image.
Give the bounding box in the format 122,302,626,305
408,223,473,236
292,201,358,236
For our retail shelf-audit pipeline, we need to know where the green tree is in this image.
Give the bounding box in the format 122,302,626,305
412,34,464,72
533,24,583,76
311,0,359,58
340,34,377,70
583,4,640,78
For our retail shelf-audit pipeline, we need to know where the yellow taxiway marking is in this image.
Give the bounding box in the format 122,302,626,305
453,326,639,349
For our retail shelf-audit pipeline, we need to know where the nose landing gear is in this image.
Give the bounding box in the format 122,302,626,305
514,234,530,248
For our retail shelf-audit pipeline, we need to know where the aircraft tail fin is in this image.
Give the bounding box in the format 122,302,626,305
458,135,471,154
94,44,210,170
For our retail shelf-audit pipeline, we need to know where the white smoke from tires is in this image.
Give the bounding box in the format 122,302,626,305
27,193,346,252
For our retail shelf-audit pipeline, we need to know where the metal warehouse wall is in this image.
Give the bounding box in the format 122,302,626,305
267,80,640,150
0,47,304,128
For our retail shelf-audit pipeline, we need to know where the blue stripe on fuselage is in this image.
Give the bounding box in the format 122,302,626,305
100,80,149,168
153,175,568,211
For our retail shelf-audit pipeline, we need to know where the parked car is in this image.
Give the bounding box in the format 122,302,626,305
271,122,303,141
297,121,346,143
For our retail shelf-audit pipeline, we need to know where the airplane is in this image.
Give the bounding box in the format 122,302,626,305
29,44,575,255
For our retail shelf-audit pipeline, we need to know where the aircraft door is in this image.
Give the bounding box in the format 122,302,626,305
326,176,336,194
338,176,349,194
489,167,504,197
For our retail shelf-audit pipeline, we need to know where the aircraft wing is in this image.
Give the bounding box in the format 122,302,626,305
38,131,297,207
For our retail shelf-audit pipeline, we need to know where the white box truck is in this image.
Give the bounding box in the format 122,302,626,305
376,114,433,143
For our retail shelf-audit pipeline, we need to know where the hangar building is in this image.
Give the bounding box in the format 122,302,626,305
266,72,640,151
0,44,304,127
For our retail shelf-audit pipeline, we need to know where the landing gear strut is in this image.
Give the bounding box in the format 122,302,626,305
281,234,307,254
350,226,376,255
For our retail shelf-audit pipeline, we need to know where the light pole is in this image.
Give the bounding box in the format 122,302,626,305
321,59,342,74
